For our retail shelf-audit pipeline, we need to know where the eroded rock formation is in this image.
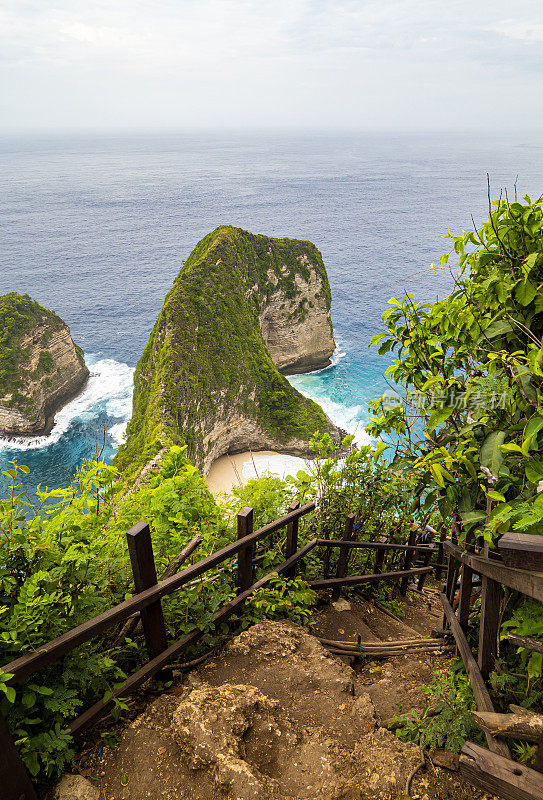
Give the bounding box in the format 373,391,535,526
0,293,88,436
116,226,339,479
89,622,421,800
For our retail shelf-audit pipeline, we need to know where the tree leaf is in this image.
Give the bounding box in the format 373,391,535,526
480,431,506,476
522,415,543,454
516,280,537,306
429,463,446,488
483,319,513,339
525,460,543,485
460,511,486,532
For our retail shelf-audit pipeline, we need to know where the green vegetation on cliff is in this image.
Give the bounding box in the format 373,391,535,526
0,293,64,408
116,226,336,478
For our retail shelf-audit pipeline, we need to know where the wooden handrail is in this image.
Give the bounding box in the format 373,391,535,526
317,539,437,554
2,502,315,685
440,593,510,758
443,541,543,602
309,565,433,590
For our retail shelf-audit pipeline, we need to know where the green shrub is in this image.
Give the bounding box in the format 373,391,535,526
394,668,483,753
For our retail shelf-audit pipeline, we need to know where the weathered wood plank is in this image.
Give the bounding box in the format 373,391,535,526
309,565,432,590
285,501,300,579
237,507,254,593
417,549,433,591
471,709,543,743
332,514,356,601
443,542,543,602
435,527,447,581
458,564,474,631
126,522,169,670
443,552,457,630
400,528,418,595
0,710,38,800
460,741,543,800
440,593,510,758
507,633,543,654
317,539,437,554
478,573,503,680
3,502,315,684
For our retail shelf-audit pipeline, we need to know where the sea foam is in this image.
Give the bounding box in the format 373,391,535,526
0,356,134,452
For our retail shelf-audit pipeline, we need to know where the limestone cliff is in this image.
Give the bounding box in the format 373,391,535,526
258,252,335,373
0,293,89,436
116,226,339,478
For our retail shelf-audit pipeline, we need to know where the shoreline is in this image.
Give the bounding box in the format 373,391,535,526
205,450,310,498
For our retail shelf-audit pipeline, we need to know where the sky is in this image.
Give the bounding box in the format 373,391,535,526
1,0,543,131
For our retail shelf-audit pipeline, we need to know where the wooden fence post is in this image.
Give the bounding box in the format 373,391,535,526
285,501,300,579
442,552,458,629
435,526,447,581
400,527,417,595
332,514,356,601
478,576,503,680
417,549,433,591
369,541,386,597
458,565,474,631
126,521,171,680
237,507,254,593
0,710,38,800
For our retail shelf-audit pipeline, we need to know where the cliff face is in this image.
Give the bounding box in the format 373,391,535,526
116,226,339,478
258,253,335,373
0,293,89,436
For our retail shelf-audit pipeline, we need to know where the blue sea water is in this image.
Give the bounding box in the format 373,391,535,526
1,130,542,500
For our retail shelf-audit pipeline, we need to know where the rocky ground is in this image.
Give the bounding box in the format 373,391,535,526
61,589,499,800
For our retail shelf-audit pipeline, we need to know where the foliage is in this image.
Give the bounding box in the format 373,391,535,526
0,447,230,784
0,423,442,787
286,432,417,578
226,474,296,528
243,574,317,628
367,194,543,544
501,598,543,680
394,667,483,753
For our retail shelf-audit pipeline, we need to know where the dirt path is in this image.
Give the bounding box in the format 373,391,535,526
71,587,497,800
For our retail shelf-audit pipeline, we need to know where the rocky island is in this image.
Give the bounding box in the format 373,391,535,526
0,293,89,437
116,225,340,478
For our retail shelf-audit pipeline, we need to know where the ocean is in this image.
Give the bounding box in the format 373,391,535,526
1,130,542,500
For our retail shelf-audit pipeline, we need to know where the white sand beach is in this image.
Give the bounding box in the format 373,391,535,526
205,450,310,497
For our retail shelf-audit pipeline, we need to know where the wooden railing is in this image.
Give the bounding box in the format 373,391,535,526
0,505,443,800
441,539,543,800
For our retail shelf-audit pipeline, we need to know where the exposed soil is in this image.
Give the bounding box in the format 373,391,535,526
70,585,498,800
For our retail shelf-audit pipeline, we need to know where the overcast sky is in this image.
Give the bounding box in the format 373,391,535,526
1,0,543,131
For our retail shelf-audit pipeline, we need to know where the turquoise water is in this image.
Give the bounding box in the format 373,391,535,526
1,131,542,498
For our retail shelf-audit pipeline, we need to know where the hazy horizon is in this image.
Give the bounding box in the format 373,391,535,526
2,1,542,133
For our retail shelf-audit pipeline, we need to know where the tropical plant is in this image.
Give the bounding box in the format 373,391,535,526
367,192,543,545
394,668,483,753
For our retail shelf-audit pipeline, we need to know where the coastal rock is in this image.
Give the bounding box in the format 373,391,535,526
116,226,340,478
0,293,88,436
259,258,335,373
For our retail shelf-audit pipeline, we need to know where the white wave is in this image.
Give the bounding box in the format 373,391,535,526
315,395,372,447
301,344,347,376
108,420,129,447
0,357,134,452
330,346,347,367
287,374,372,448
